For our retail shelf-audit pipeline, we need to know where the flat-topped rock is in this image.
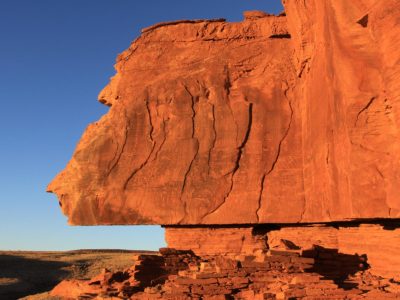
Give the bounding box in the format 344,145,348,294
141,18,226,33
243,10,273,20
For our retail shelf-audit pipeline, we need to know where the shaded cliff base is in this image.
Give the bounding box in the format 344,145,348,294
50,222,400,299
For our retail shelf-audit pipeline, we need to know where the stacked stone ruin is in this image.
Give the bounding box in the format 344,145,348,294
52,241,400,299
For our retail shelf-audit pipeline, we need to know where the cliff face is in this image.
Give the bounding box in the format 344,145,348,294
48,0,400,225
283,0,400,223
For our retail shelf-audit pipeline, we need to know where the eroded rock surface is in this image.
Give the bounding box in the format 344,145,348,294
48,0,400,225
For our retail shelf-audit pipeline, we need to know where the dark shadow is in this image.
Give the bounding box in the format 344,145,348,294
302,245,369,290
249,218,400,232
381,221,400,230
269,33,291,39
357,14,369,27
0,254,70,299
169,218,400,231
252,224,282,236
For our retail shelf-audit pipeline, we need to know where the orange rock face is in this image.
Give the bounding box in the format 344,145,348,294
165,224,400,280
48,0,400,225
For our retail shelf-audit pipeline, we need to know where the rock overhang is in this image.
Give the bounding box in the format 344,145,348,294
48,0,400,225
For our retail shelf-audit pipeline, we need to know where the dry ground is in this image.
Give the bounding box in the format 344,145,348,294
0,249,156,300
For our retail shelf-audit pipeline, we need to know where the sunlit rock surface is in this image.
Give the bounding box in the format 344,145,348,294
48,0,400,225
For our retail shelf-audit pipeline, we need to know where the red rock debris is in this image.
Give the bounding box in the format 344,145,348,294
51,245,400,299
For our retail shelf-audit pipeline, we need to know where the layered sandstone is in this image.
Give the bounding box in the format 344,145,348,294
48,1,400,226
165,223,400,280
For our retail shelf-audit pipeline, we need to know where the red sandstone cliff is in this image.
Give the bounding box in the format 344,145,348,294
48,0,400,225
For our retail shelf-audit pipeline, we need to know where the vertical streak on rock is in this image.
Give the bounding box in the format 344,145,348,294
207,104,217,175
151,118,167,162
233,103,253,175
106,110,129,177
122,98,156,190
267,90,293,175
186,88,196,139
224,66,232,96
354,96,376,126
145,98,155,143
256,84,294,221
255,174,266,222
179,85,200,223
201,103,253,220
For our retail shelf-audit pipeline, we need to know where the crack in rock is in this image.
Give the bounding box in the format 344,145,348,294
201,102,253,221
207,104,217,175
355,96,376,126
178,85,200,223
151,118,168,163
123,98,156,190
256,84,294,222
107,110,129,177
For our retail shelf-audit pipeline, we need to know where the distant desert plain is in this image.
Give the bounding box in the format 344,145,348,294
0,250,155,299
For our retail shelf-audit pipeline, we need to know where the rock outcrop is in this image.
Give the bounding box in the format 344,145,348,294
48,0,400,225
46,1,400,298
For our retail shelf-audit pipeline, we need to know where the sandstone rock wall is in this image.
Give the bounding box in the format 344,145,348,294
165,227,266,257
283,0,400,222
48,1,400,225
165,224,400,280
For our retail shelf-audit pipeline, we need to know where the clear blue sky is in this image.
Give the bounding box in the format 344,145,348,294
0,0,283,251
